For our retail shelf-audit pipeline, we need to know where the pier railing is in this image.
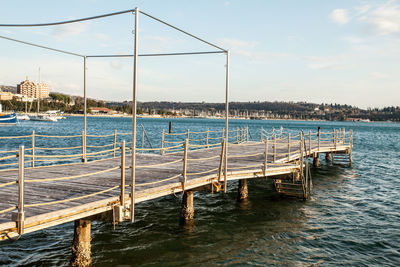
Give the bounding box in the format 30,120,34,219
0,126,353,171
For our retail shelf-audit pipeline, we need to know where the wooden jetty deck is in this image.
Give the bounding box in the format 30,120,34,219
0,126,352,265
0,127,352,242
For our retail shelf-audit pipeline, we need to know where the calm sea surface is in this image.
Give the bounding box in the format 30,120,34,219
0,117,399,266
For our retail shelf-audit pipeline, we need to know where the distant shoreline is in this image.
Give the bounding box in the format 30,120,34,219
14,112,397,123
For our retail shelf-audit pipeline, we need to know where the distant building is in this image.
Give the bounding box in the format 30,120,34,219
0,90,13,100
17,77,49,99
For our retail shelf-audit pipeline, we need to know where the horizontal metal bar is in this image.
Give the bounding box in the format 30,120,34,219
0,35,84,57
139,10,227,52
87,51,226,58
139,51,226,57
86,54,133,58
0,9,136,27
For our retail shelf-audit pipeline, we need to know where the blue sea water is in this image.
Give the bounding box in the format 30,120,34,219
0,117,399,266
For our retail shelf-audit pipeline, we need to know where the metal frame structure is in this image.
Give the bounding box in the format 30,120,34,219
0,7,230,220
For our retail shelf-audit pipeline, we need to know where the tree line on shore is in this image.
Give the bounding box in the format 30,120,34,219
1,92,399,121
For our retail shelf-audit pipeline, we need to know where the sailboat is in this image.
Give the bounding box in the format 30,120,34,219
0,104,17,125
29,68,57,122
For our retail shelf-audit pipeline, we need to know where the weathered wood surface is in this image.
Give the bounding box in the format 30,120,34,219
0,137,350,240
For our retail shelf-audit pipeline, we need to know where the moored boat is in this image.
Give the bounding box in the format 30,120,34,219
30,114,58,122
0,104,17,125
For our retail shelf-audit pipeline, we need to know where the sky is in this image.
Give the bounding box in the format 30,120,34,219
0,0,399,109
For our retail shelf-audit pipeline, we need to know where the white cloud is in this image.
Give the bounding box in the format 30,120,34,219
359,2,400,35
330,9,350,25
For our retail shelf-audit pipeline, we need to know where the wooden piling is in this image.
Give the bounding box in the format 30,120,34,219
313,153,320,167
180,191,194,222
70,219,92,267
260,126,263,142
325,152,331,162
237,179,248,201
169,121,173,134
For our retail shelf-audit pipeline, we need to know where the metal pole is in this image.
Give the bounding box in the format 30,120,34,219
18,145,25,235
83,56,87,163
130,7,139,223
224,51,229,193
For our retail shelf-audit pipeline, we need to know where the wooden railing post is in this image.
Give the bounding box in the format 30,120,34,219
141,127,145,154
113,130,117,158
287,133,291,161
343,128,346,144
350,129,353,149
260,126,263,142
308,130,312,155
160,129,165,155
181,139,189,190
206,128,209,148
349,129,353,166
17,145,25,235
120,140,126,206
318,128,321,151
273,134,276,163
236,128,239,144
263,139,268,176
223,138,228,193
31,130,35,167
82,130,87,163
187,129,190,142
333,129,336,149
246,126,249,141
240,128,243,143
218,139,226,182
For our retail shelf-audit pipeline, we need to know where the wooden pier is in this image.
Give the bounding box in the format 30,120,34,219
0,127,352,264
